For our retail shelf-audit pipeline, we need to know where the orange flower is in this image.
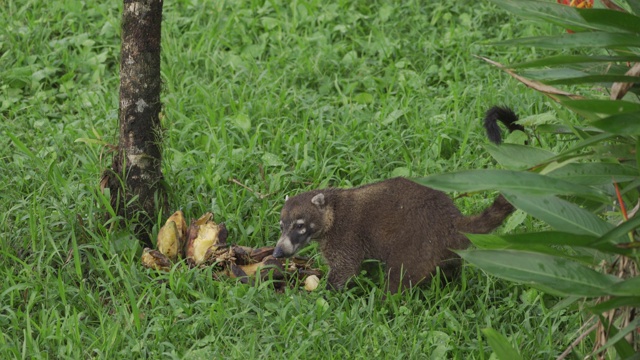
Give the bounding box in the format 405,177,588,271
556,0,594,9
557,0,594,33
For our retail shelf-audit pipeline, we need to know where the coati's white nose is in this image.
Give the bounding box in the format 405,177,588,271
273,235,294,258
272,246,285,258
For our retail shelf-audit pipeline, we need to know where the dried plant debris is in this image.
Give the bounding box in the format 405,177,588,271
141,210,322,291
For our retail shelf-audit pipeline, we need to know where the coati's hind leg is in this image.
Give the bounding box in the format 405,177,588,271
385,263,415,294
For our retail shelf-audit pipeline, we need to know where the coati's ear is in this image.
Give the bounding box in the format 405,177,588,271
311,193,325,209
285,195,289,201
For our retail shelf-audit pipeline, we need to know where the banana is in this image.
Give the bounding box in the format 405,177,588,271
186,220,225,266
157,220,180,261
194,212,213,226
165,210,187,255
238,262,263,277
148,211,324,291
141,248,171,271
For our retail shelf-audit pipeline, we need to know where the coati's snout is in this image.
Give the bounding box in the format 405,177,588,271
273,219,314,258
273,192,327,258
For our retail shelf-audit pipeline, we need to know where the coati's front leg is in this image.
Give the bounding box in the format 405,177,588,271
324,250,364,290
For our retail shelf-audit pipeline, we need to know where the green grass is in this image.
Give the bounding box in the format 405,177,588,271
1,0,591,358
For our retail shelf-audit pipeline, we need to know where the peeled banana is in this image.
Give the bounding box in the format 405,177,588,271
141,211,322,291
157,220,180,261
141,248,172,272
185,219,226,266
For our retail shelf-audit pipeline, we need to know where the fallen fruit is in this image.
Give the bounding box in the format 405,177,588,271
157,220,180,261
141,211,323,292
194,212,213,226
141,248,172,272
166,210,187,248
186,221,224,266
304,275,320,291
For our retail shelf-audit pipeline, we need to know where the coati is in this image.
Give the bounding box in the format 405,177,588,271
272,106,521,292
484,106,524,144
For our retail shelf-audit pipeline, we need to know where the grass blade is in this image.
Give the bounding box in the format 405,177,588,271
482,328,523,360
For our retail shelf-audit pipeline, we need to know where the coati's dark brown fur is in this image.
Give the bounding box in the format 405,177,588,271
273,106,520,292
273,177,515,292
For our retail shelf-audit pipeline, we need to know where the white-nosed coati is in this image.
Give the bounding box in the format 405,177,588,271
273,106,521,293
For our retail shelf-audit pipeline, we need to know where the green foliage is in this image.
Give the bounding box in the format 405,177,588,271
0,0,593,358
418,0,640,356
482,328,523,360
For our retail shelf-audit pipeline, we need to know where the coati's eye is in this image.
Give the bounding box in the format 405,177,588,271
295,223,305,230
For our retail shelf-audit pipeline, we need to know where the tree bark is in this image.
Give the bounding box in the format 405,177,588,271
103,0,166,247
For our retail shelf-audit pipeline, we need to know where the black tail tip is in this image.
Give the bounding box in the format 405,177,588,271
483,106,523,145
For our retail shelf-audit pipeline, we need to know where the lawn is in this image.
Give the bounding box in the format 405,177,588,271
0,0,590,358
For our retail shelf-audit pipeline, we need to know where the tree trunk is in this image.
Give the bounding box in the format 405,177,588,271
103,0,166,247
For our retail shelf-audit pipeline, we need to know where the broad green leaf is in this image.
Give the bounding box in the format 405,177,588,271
592,215,640,246
597,315,638,359
482,328,523,360
466,232,631,256
637,141,640,179
607,276,640,296
545,74,640,86
501,209,528,233
554,133,615,158
560,99,640,116
511,55,640,69
516,111,557,126
630,0,640,16
546,163,638,185
501,193,614,236
592,143,636,161
232,113,251,131
465,233,570,258
589,296,640,313
590,111,640,135
495,32,640,50
488,0,592,31
484,143,556,169
577,9,640,34
413,170,607,202
503,131,529,145
536,124,602,135
457,249,621,297
519,68,587,81
261,152,285,167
